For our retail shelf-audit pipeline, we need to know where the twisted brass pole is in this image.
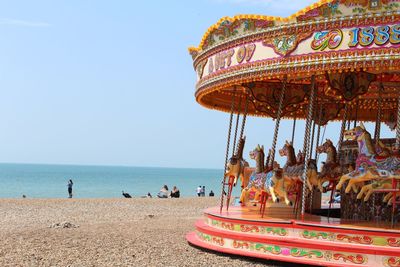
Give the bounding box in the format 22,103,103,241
268,78,287,168
219,91,236,213
300,75,316,219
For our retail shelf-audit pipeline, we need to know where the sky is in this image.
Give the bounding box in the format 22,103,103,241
0,0,395,169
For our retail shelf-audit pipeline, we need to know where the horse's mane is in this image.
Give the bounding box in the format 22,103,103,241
327,141,337,163
258,148,265,173
362,130,376,155
235,137,246,160
286,144,296,166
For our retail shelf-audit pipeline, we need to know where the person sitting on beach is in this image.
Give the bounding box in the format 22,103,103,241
209,190,214,197
170,186,180,198
201,186,206,197
157,185,169,198
147,192,152,198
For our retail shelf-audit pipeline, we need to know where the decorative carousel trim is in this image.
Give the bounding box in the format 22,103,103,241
195,231,370,265
188,0,348,54
207,217,289,236
383,256,400,267
190,7,400,66
195,47,400,95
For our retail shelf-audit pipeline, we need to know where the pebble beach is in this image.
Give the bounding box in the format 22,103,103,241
0,197,288,267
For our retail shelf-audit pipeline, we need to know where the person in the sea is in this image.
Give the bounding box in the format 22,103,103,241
170,186,180,198
147,192,152,198
209,190,214,197
196,185,202,197
157,185,168,198
67,179,73,198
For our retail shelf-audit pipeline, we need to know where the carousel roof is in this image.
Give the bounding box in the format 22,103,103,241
189,0,400,125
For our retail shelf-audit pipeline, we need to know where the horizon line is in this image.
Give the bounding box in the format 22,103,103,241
0,161,223,171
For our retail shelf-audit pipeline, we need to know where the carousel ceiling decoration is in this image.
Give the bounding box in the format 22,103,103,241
246,81,309,118
189,0,400,124
326,72,376,101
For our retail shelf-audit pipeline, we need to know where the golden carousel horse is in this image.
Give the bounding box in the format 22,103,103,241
277,141,319,192
336,123,400,197
239,145,292,206
224,137,249,187
355,179,394,202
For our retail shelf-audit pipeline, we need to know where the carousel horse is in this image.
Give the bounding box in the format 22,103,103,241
336,122,400,195
355,179,394,202
278,141,319,191
239,144,266,205
239,145,292,206
316,139,343,192
225,137,249,186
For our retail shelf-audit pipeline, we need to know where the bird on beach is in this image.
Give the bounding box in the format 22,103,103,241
122,191,132,198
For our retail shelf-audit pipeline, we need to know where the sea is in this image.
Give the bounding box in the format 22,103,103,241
0,163,243,198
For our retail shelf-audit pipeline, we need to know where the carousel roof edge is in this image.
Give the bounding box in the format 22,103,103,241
188,0,338,57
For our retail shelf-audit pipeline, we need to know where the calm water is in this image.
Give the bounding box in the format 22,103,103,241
0,163,241,198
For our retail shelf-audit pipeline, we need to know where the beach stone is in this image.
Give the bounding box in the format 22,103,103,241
49,221,79,229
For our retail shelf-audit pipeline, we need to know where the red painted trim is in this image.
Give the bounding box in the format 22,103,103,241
186,232,364,267
195,220,400,256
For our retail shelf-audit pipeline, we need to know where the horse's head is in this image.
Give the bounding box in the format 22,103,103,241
249,144,264,160
279,141,293,157
344,122,367,141
316,139,334,154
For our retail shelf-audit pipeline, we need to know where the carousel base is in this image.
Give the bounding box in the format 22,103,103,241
186,203,400,267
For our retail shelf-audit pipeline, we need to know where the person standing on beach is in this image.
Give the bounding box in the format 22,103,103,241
196,186,202,197
67,179,73,198
201,186,206,197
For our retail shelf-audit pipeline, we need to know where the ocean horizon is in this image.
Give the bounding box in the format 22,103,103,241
0,163,241,199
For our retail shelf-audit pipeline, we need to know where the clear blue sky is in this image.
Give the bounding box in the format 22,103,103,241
0,0,394,168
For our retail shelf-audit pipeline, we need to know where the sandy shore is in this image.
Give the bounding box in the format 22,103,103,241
0,197,287,267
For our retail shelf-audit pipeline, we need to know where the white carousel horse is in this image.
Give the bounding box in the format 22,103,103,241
336,122,400,199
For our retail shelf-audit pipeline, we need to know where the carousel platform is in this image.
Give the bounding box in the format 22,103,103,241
186,203,400,267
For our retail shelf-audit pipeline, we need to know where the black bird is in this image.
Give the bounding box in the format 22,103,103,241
122,191,132,198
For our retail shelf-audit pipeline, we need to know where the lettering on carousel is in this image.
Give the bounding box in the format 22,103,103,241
348,25,400,47
208,44,256,74
311,29,343,51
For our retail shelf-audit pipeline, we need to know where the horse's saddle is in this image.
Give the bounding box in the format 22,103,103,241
284,164,303,176
249,172,267,188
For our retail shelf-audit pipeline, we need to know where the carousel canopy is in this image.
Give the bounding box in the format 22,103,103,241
189,0,400,125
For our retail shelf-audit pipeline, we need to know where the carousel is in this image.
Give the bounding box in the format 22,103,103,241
186,1,400,266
